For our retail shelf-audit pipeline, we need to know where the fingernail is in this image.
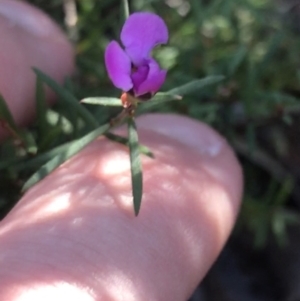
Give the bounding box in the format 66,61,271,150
0,0,58,37
136,113,225,157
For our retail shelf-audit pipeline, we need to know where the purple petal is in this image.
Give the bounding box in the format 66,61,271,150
121,12,168,65
133,59,166,96
131,65,149,89
104,41,133,91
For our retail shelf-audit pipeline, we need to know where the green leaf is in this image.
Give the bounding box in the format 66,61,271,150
256,33,283,78
14,131,154,173
22,131,38,155
167,75,225,96
12,139,75,172
105,132,154,158
137,76,224,114
35,77,48,136
81,97,123,106
0,157,22,170
128,117,143,216
0,94,19,133
22,123,110,191
150,92,182,102
0,94,37,154
228,45,247,76
274,177,294,206
122,0,129,20
37,125,62,151
33,68,99,129
137,92,181,113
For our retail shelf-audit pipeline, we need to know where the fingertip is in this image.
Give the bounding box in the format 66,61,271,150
137,113,243,229
0,113,244,301
0,0,75,140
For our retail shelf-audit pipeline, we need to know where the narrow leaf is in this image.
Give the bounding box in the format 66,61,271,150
122,0,129,20
149,92,182,102
168,75,225,95
0,94,37,153
81,97,123,106
105,132,154,158
12,140,71,172
22,131,38,155
33,68,98,129
0,94,19,133
228,45,247,76
35,77,48,136
0,157,22,170
128,117,143,216
137,92,181,113
37,125,62,151
257,33,283,78
22,123,110,191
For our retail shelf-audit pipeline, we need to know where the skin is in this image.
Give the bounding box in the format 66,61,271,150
0,1,243,300
0,0,74,139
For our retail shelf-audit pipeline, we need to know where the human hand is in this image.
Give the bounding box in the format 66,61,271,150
0,1,243,300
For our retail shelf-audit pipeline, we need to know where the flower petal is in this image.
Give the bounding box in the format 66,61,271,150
104,41,133,91
131,65,149,90
133,59,166,96
121,12,168,65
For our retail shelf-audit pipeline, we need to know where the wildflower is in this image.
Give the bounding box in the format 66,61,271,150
104,12,168,98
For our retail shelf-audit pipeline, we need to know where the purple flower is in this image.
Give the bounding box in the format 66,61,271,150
104,12,168,97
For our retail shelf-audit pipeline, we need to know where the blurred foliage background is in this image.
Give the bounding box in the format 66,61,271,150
1,0,300,300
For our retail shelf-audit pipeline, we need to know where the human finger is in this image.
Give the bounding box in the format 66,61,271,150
0,0,74,140
0,114,243,301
